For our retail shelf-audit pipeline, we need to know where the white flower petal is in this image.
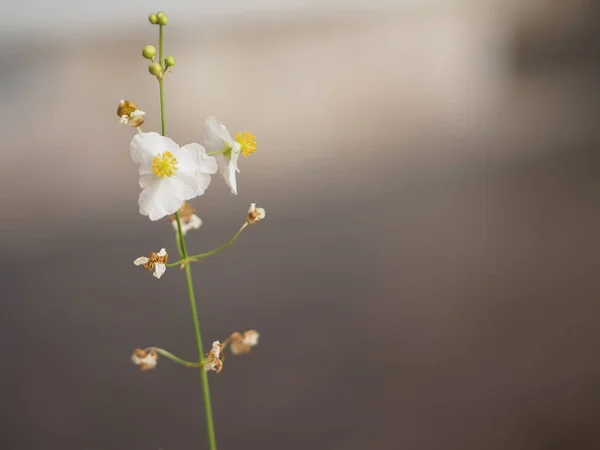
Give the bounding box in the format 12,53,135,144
138,178,185,221
130,132,179,176
174,213,203,235
188,214,202,229
157,248,167,257
168,173,208,202
153,263,166,279
178,143,218,174
133,256,149,266
203,116,233,153
211,341,222,358
243,331,260,346
175,143,218,196
216,150,240,195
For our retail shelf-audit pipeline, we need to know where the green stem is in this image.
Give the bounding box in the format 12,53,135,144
206,150,226,156
159,78,165,135
158,24,166,136
157,23,217,450
149,347,203,368
166,222,248,267
176,213,218,450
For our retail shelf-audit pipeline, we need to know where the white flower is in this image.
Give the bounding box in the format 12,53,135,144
134,248,168,279
131,348,158,371
203,116,256,195
247,203,266,224
130,132,218,221
228,330,260,355
203,341,223,373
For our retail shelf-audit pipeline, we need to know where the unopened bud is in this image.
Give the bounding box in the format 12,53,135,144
148,14,158,25
156,12,168,26
142,45,156,60
165,56,176,68
149,63,163,77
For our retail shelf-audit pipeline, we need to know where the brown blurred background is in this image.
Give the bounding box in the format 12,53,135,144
2,1,600,449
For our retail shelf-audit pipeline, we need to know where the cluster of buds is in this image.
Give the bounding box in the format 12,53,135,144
148,11,168,26
143,12,175,80
117,100,145,128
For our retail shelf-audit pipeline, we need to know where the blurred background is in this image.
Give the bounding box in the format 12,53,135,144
2,0,600,449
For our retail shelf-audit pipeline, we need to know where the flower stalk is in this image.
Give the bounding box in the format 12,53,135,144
149,347,203,368
157,22,218,450
166,222,248,268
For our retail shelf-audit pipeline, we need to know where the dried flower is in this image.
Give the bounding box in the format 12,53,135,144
247,203,266,224
168,202,202,235
203,116,257,195
130,132,217,221
133,248,169,279
131,348,159,371
226,330,260,355
117,99,146,127
203,341,223,373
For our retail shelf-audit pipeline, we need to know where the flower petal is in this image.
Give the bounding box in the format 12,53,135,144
138,178,185,221
216,150,239,195
175,143,218,196
178,143,218,175
188,214,202,229
133,256,149,266
153,263,166,279
203,116,233,153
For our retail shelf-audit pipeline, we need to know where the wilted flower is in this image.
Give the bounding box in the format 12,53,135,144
117,99,146,127
226,330,260,355
203,116,256,195
168,202,202,235
203,341,223,373
130,132,217,220
133,248,168,279
131,348,159,371
247,203,266,224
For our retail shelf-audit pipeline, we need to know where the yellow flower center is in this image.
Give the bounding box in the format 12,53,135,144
152,151,178,178
235,131,257,157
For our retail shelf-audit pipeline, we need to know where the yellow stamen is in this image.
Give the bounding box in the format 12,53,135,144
235,131,257,157
152,151,178,178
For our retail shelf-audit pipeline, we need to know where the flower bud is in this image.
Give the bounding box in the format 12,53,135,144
157,12,168,26
165,56,176,68
142,45,156,60
148,63,163,77
148,13,158,24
